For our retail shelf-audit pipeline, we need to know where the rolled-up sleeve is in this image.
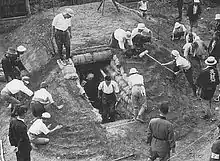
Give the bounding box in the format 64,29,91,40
167,124,175,149
20,85,33,96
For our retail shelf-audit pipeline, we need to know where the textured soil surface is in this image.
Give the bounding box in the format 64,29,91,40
0,0,220,161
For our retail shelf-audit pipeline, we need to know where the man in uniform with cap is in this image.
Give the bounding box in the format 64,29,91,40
1,47,27,82
146,102,176,161
28,112,63,149
186,0,202,32
52,8,74,62
9,104,32,161
98,75,119,123
128,68,146,123
196,56,219,119
171,22,187,41
31,81,63,119
214,14,220,33
162,50,197,97
1,77,33,115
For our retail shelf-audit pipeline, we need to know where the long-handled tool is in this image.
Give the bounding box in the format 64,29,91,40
112,153,136,161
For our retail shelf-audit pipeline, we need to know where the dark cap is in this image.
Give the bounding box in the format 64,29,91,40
12,104,28,117
159,102,169,114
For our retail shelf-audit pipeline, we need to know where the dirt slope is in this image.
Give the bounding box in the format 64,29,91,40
0,1,220,161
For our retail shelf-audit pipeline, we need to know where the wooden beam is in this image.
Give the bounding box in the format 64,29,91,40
25,0,31,16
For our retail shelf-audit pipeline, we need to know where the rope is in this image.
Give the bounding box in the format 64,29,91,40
167,126,217,161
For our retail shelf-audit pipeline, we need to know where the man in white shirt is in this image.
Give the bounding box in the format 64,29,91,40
28,112,62,149
109,28,132,52
128,68,146,123
137,0,149,18
131,23,152,41
52,8,74,61
98,75,119,123
31,82,63,118
171,22,187,41
1,76,33,115
162,50,197,96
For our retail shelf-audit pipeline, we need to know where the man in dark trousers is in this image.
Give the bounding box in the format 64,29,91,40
52,8,74,63
2,47,27,82
209,135,220,161
196,56,220,119
214,14,220,33
208,32,220,63
146,102,176,161
98,75,119,123
9,105,32,161
176,0,184,21
186,0,202,32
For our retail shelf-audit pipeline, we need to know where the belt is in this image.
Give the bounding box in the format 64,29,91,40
56,29,68,32
132,84,144,87
153,135,167,141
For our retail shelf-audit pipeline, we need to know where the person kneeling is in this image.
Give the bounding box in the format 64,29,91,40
171,22,187,41
28,112,62,149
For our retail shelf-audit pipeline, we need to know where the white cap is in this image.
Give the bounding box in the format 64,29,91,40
63,8,74,16
215,14,220,20
205,56,217,66
42,112,51,119
129,68,138,74
17,45,27,52
22,76,30,85
171,50,180,57
174,22,181,29
137,23,146,30
194,0,200,3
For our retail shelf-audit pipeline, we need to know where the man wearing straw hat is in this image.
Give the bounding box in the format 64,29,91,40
162,50,197,97
146,102,176,161
196,56,219,120
128,68,146,123
214,14,220,33
52,8,74,63
1,47,27,82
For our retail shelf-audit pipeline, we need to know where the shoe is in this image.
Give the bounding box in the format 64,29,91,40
57,105,64,110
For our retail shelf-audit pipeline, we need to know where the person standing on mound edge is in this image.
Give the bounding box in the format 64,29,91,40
196,56,219,120
146,102,176,161
52,8,74,63
176,0,183,21
9,105,32,161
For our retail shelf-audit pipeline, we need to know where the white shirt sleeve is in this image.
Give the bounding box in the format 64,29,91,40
20,83,33,96
47,92,54,104
68,18,71,27
182,25,187,32
112,81,119,93
98,81,104,91
118,40,125,50
40,122,50,135
52,15,58,27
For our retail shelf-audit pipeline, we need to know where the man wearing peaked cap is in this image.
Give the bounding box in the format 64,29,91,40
128,68,146,123
196,56,219,120
28,112,63,149
1,47,28,82
52,8,74,62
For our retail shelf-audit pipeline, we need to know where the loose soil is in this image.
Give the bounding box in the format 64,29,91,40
0,0,220,161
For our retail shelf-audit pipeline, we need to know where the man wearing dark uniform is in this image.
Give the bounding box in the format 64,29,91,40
9,105,32,161
196,56,220,119
146,102,176,161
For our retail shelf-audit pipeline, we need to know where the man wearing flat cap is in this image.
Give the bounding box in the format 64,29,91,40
52,8,74,63
1,47,27,82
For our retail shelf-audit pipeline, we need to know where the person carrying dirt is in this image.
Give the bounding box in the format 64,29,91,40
176,0,184,21
208,32,220,63
186,0,202,32
109,28,132,52
128,68,146,123
98,75,119,124
146,102,176,161
30,82,63,119
210,135,220,161
137,0,149,18
1,47,28,82
196,56,219,120
52,8,74,63
28,112,63,149
9,105,32,161
1,77,33,116
171,22,187,41
214,14,220,33
162,50,197,97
